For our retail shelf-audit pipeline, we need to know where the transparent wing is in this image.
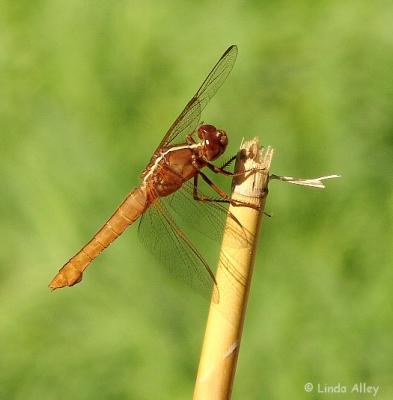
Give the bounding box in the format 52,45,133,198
156,45,238,150
165,180,249,248
138,199,219,302
162,181,252,311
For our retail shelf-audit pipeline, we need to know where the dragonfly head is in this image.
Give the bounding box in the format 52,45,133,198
198,124,228,161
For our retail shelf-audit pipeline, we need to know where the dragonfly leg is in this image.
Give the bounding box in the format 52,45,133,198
220,154,237,170
206,162,265,178
194,173,261,211
194,173,231,202
206,162,234,176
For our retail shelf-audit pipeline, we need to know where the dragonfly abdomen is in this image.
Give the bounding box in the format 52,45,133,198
49,187,147,290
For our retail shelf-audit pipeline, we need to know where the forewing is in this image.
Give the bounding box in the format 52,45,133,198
157,45,238,149
138,199,219,302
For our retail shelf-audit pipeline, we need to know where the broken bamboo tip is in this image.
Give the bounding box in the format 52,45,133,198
232,138,273,204
193,138,272,400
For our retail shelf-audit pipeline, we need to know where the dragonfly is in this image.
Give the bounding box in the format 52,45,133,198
49,45,250,300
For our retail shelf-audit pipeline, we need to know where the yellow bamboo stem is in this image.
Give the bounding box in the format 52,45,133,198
193,139,273,400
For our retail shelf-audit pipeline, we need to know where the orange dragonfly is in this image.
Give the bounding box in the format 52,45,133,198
50,45,248,299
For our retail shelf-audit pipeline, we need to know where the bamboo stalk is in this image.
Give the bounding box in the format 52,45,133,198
193,139,273,400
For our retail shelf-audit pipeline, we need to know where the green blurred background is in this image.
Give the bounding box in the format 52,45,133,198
1,1,392,399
